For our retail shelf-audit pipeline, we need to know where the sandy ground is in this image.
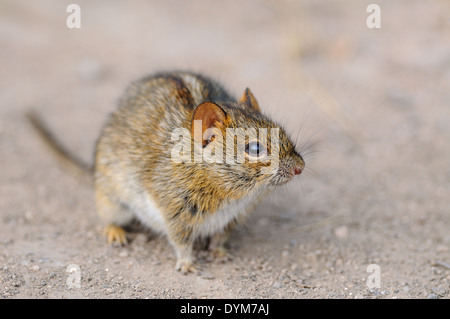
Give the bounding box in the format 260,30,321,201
1,0,449,299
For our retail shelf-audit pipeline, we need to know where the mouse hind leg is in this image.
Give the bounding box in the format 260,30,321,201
95,188,134,245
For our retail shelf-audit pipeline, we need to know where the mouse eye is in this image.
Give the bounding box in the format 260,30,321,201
245,141,265,157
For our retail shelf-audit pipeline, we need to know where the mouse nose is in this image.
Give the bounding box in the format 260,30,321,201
293,166,302,175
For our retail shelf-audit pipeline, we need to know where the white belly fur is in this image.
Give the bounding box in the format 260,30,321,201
196,190,261,237
134,189,262,238
131,193,168,235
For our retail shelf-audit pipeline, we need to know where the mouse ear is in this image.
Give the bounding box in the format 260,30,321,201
239,88,260,112
191,101,227,147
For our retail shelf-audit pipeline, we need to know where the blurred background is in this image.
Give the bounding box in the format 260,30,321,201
0,0,449,298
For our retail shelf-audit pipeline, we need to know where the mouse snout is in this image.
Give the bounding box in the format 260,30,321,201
292,154,305,176
293,166,302,175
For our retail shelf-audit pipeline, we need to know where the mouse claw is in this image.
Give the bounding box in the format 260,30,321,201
175,258,201,275
104,224,128,246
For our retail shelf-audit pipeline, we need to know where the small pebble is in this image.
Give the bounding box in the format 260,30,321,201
30,265,40,272
334,226,349,239
106,288,114,294
427,293,438,299
272,281,282,288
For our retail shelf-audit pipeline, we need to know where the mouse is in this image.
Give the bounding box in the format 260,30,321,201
28,71,305,274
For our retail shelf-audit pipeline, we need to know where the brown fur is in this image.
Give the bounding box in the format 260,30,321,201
93,71,305,273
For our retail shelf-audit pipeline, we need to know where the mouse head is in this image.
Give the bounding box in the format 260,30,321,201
190,88,305,188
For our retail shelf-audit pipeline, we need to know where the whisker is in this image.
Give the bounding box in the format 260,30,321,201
303,166,322,180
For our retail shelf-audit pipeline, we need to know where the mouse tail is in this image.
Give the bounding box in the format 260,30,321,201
26,111,94,179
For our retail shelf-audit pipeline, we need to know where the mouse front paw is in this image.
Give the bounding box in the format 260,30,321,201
104,224,128,245
175,258,200,275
